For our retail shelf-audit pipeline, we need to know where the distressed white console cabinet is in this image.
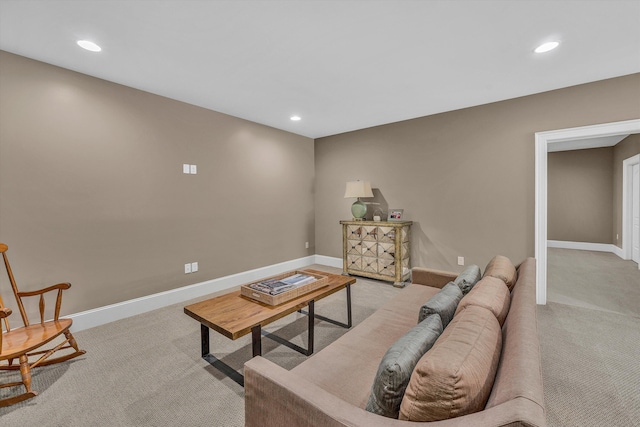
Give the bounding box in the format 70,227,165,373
340,220,412,287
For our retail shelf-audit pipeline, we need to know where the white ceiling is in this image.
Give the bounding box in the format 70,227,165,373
1,0,639,139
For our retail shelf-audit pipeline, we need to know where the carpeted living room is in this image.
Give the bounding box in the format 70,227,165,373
1,1,639,426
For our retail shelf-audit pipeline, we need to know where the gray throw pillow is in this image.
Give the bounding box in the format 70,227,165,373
365,314,443,419
453,264,482,295
417,282,463,327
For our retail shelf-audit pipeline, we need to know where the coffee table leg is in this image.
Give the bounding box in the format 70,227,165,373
199,324,245,386
251,325,262,357
346,283,352,328
261,300,315,356
298,283,352,329
201,324,210,357
307,300,314,356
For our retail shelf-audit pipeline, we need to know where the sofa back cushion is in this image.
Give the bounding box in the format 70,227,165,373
453,264,482,294
399,305,502,422
365,314,443,419
455,276,511,326
483,255,517,291
417,282,463,327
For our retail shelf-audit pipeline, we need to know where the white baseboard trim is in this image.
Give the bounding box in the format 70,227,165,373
611,245,625,259
547,240,624,258
314,255,343,269
69,255,317,332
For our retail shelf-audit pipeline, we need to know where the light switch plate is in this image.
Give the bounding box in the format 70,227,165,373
183,164,190,174
184,263,192,274
190,164,197,174
191,262,198,272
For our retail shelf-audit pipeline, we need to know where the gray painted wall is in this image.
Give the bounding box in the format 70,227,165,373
2,49,639,315
548,147,614,244
546,135,640,246
0,51,315,315
315,74,640,272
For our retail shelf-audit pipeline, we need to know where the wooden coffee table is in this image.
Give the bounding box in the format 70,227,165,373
184,269,356,386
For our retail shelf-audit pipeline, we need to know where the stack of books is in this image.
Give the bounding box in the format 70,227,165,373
248,273,317,296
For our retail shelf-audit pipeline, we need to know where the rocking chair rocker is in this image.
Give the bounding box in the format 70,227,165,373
0,243,86,407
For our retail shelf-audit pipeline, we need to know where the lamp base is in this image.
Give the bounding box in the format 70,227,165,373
351,199,367,220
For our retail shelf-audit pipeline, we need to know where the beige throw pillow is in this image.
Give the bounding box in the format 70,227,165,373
455,276,511,326
483,255,517,291
399,306,502,422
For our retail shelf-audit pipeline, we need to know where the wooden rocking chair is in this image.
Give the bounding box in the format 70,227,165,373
0,243,86,407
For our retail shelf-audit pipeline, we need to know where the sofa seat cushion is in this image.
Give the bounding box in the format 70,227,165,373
455,276,511,326
453,264,482,294
292,283,440,408
399,305,502,422
483,255,517,291
365,314,443,419
417,282,463,327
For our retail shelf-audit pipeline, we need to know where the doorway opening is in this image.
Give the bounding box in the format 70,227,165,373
534,119,640,304
622,154,640,267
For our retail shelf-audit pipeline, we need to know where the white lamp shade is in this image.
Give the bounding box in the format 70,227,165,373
344,181,374,198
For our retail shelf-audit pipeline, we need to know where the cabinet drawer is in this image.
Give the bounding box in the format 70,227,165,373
346,225,362,240
346,239,362,255
377,242,395,259
377,226,396,243
346,255,362,271
378,258,396,277
362,240,377,257
362,225,378,242
361,256,378,273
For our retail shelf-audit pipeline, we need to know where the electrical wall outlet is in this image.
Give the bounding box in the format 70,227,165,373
185,262,198,273
305,242,309,249
183,164,197,174
457,256,464,266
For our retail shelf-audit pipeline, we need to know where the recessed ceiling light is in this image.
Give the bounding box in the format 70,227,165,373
77,40,102,52
534,41,559,53
290,116,301,121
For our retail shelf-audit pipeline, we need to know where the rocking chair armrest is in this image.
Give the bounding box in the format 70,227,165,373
0,307,11,318
15,283,70,322
16,282,72,298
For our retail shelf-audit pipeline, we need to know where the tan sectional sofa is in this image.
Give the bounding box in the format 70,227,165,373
244,257,546,427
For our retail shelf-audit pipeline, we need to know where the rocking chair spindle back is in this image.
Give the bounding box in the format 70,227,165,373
0,243,86,407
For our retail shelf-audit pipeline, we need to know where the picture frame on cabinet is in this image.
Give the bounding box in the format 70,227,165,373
387,209,404,221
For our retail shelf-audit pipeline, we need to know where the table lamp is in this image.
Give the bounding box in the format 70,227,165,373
344,180,374,220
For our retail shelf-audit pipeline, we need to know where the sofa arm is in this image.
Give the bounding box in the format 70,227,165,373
411,267,457,289
244,357,545,427
245,356,403,427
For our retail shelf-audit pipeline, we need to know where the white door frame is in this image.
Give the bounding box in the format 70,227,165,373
623,155,640,265
534,119,640,305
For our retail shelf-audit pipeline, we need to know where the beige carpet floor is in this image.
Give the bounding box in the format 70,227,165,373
538,302,639,426
2,259,639,426
542,248,640,426
0,265,397,426
547,247,640,317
